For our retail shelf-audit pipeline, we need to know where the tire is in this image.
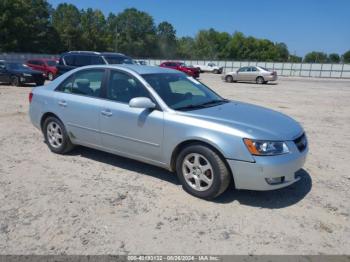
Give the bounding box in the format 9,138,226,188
256,76,264,84
36,80,45,86
225,75,234,83
43,116,74,154
176,144,231,199
11,76,21,87
213,69,219,74
48,72,54,81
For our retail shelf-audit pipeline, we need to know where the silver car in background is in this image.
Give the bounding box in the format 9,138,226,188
223,66,277,84
29,65,307,199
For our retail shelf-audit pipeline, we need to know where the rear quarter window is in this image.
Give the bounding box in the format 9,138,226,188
63,55,74,66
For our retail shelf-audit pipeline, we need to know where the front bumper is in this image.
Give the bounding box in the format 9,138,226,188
227,141,308,191
20,75,45,84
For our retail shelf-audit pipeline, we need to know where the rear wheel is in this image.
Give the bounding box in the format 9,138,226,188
256,76,265,84
213,69,219,74
176,144,231,199
43,116,74,154
225,75,234,83
11,76,21,87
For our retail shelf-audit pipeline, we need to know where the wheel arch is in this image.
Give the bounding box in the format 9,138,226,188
40,112,62,131
170,139,231,172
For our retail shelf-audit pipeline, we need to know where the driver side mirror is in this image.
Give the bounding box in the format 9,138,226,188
129,97,156,109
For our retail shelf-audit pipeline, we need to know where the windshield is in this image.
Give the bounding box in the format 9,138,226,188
104,56,134,64
46,60,57,66
6,63,29,70
142,73,227,110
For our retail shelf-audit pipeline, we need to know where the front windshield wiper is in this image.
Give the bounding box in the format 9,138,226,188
173,104,207,111
174,99,229,111
199,99,229,107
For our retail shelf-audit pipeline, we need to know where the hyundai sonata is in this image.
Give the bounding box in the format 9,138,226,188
29,65,308,199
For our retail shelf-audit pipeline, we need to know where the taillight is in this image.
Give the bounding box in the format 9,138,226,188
29,92,33,103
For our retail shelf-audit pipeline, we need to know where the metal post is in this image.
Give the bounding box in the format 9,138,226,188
319,63,323,78
309,63,312,78
330,63,333,78
340,63,344,78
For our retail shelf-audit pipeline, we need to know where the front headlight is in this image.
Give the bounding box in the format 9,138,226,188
243,138,289,156
22,73,31,77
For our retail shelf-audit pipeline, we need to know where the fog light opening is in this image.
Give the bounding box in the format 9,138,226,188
265,176,285,185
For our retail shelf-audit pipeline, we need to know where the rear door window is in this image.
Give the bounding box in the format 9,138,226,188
56,69,105,98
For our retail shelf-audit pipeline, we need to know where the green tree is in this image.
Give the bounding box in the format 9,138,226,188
304,51,328,63
0,0,59,53
176,37,195,59
80,8,108,51
193,29,230,59
109,8,157,57
157,21,176,58
342,50,350,63
52,3,82,51
288,55,302,63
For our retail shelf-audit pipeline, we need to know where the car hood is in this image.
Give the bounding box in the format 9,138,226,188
180,101,303,140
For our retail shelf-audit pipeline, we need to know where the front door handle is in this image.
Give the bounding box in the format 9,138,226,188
58,100,67,107
101,109,113,117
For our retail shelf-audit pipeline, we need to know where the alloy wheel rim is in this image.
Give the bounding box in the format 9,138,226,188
182,153,214,191
47,121,63,148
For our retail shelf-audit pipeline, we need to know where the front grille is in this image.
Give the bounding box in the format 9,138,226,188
294,133,307,152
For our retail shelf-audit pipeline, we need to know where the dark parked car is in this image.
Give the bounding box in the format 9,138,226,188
0,60,45,86
57,51,134,76
26,58,58,81
160,62,200,78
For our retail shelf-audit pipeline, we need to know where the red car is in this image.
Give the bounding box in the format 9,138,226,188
160,61,200,78
26,58,58,81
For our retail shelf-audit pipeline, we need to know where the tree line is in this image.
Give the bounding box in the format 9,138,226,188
1,0,349,63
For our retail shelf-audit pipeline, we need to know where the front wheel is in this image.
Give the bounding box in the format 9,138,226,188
43,116,74,154
176,144,231,199
11,76,21,87
36,80,45,86
213,69,219,74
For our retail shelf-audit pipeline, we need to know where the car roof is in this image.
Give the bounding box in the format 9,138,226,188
62,51,126,57
79,64,181,75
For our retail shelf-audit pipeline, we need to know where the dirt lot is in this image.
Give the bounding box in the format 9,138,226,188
0,75,349,255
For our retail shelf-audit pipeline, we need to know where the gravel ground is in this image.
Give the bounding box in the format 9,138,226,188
0,75,349,255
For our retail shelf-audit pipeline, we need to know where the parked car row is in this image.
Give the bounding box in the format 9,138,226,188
0,50,278,87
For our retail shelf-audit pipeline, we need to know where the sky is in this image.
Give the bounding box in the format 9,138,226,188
48,0,350,56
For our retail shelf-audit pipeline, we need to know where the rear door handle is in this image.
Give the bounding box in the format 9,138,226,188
58,100,67,107
101,109,113,117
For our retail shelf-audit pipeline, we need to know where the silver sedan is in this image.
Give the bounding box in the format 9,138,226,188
223,66,277,84
29,65,307,199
